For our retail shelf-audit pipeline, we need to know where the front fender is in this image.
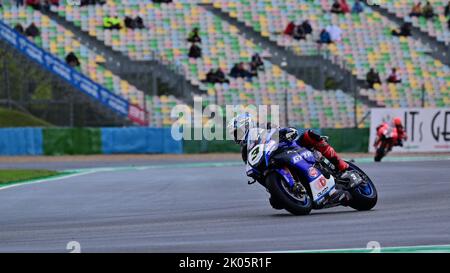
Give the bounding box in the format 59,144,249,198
265,168,296,188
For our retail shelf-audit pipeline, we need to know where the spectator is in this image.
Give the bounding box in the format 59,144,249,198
317,29,332,44
409,2,422,17
49,0,59,6
229,63,241,78
26,0,41,10
251,53,264,71
448,17,450,30
283,21,296,36
445,1,450,17
135,16,145,29
326,24,342,42
14,23,25,34
187,27,201,43
65,52,80,68
25,23,40,38
124,16,136,29
293,24,306,40
81,0,105,6
15,0,24,8
216,68,229,83
203,68,229,84
366,68,381,88
301,20,313,35
392,23,412,37
152,0,172,3
103,16,112,29
103,16,121,30
110,16,122,29
0,0,3,9
229,62,254,80
188,43,202,59
422,2,435,19
42,0,50,10
387,68,402,84
249,61,259,76
203,69,216,84
352,0,364,14
124,16,145,29
331,0,342,14
339,0,350,13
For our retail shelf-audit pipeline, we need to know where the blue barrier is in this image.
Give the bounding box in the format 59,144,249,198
101,128,183,154
0,128,43,155
0,20,147,125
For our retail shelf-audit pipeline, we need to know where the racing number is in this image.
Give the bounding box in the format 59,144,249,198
248,144,264,166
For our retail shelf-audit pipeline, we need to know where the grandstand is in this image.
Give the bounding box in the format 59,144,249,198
377,0,449,44
0,0,449,129
215,0,449,108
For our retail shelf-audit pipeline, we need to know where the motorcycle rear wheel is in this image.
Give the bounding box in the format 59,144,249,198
266,172,312,215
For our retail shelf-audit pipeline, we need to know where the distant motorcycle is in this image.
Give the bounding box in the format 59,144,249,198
374,118,407,162
373,133,396,162
245,129,377,215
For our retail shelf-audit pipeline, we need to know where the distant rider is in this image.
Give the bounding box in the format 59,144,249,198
374,117,407,149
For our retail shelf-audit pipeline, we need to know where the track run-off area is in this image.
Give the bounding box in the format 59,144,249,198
0,155,449,252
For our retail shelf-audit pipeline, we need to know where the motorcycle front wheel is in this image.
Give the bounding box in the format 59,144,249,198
346,162,378,211
374,144,387,162
266,172,312,215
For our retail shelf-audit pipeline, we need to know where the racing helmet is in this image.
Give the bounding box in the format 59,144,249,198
227,113,255,144
393,117,403,127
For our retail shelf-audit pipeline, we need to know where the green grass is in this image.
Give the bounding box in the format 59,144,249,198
0,170,60,185
0,107,52,127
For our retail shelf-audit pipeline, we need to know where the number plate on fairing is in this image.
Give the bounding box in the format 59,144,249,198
310,175,336,202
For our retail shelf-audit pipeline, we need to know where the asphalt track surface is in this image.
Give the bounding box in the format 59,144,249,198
0,160,449,252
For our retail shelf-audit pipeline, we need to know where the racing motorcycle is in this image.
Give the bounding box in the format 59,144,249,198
373,136,394,162
373,127,404,162
245,129,377,215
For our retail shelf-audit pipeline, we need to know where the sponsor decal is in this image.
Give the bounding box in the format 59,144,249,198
317,185,330,197
301,150,313,158
313,177,328,191
0,24,18,46
128,104,147,125
292,155,302,163
318,177,327,189
308,167,318,178
52,61,73,82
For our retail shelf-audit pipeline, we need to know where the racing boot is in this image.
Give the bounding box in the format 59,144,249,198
339,170,363,189
300,130,349,172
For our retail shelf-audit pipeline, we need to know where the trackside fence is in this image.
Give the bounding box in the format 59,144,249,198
0,128,369,156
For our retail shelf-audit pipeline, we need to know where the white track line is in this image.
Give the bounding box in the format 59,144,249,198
258,244,450,253
0,171,95,191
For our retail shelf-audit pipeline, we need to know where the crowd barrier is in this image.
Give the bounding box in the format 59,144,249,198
0,127,182,155
0,127,370,155
0,128,43,155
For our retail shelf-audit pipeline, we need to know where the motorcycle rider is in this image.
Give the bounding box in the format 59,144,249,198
374,117,407,149
228,113,356,181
